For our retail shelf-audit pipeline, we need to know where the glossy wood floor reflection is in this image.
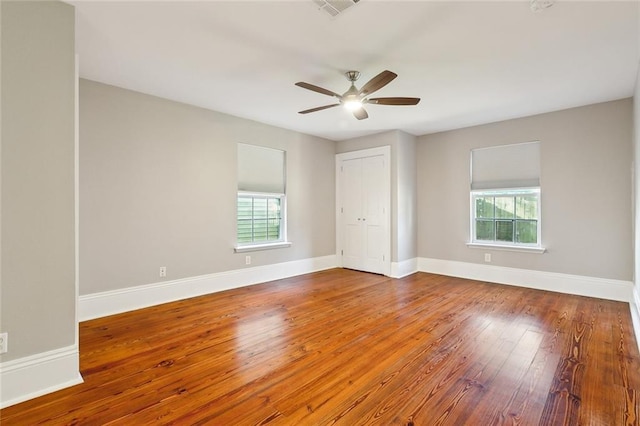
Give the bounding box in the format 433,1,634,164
3,269,640,425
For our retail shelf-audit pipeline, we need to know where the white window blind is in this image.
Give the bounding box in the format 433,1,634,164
471,141,540,190
237,143,285,194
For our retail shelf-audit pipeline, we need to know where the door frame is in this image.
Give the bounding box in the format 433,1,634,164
336,146,391,276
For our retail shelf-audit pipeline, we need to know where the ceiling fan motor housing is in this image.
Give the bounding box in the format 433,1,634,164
345,70,360,82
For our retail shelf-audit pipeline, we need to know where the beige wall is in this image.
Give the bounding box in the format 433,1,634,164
336,130,418,263
634,67,640,287
1,1,76,361
418,99,633,281
396,131,417,262
79,79,335,295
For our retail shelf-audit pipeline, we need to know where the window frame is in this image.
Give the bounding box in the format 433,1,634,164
235,191,291,252
468,188,544,253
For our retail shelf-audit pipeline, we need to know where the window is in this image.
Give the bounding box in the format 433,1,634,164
237,193,284,245
472,189,540,246
469,141,544,251
235,143,290,251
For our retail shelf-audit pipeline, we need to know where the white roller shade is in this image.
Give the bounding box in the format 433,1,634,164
237,143,285,193
471,141,540,190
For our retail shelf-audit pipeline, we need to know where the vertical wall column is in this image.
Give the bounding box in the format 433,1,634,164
1,0,81,407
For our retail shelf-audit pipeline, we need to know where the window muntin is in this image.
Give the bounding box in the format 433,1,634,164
471,189,540,247
237,192,284,245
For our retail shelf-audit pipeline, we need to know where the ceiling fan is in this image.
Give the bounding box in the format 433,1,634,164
295,70,420,120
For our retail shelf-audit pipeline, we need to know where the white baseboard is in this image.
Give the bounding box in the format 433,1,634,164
79,254,337,321
0,345,83,409
390,258,418,278
631,287,640,353
418,257,633,302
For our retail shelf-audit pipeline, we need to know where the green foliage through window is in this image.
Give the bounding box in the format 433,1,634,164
473,190,539,245
237,194,283,244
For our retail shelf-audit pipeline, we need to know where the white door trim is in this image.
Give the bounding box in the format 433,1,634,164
336,146,391,276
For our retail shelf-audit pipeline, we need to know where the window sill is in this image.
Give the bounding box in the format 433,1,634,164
466,242,546,254
234,242,292,253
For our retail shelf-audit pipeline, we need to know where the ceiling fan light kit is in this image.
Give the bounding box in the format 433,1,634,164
343,99,363,111
295,70,420,120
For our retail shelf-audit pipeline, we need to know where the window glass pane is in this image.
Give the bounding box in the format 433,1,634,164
494,197,515,219
476,220,494,241
471,189,539,246
516,220,537,244
237,197,253,217
496,220,514,242
253,219,268,241
237,194,283,244
267,218,280,239
267,198,281,240
253,198,268,219
237,228,253,243
515,195,538,220
268,198,281,218
475,197,494,219
237,197,253,243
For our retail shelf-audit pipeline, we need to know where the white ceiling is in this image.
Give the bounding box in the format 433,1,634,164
72,0,639,141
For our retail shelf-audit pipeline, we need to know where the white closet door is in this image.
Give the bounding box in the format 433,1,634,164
341,158,365,271
362,155,386,273
336,147,390,275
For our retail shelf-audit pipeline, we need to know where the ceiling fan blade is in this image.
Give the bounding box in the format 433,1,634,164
358,70,398,97
353,107,368,120
367,97,421,106
295,82,341,98
298,104,340,114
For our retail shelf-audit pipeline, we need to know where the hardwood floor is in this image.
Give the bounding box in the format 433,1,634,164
2,269,640,425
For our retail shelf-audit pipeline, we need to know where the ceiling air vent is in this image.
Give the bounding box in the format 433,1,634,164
530,0,554,12
312,0,361,18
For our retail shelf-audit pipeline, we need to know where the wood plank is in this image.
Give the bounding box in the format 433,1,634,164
399,294,534,425
485,289,577,425
539,318,592,424
310,279,515,425
1,269,638,425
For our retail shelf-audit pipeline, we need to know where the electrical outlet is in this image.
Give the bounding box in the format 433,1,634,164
245,255,251,265
159,266,167,277
484,253,492,263
0,333,8,354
